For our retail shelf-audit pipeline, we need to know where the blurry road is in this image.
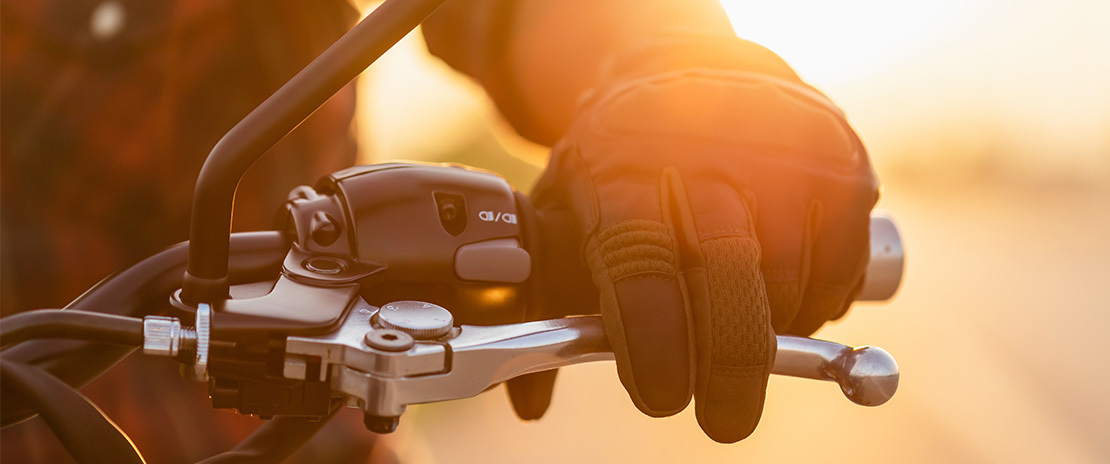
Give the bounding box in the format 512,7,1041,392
370,180,1109,463
354,5,1110,459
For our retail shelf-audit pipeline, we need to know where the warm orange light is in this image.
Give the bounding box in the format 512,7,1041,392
719,0,962,85
477,286,515,306
721,0,1110,181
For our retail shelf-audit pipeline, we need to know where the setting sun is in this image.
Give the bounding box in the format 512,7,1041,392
720,0,962,84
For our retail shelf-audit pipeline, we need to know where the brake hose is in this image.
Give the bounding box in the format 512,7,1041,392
0,310,144,348
1,231,288,428
0,359,146,464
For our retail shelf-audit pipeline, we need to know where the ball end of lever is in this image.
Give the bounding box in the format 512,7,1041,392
836,346,899,406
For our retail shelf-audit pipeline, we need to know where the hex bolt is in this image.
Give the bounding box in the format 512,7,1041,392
364,329,415,352
303,257,344,275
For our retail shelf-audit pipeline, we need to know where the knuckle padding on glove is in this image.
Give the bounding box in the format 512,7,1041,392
596,221,676,278
588,70,860,174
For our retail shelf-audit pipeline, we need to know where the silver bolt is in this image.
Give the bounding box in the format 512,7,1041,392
364,329,415,352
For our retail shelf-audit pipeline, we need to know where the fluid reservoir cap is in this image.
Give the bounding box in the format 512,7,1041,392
377,301,454,339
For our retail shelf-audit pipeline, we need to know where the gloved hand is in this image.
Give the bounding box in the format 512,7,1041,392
505,42,879,443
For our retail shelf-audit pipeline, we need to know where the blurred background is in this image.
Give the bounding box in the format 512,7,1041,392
351,0,1110,462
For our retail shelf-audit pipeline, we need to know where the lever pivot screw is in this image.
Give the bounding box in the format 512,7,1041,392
304,257,344,275
364,329,415,352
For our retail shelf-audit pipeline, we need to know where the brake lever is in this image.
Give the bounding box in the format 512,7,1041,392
146,213,904,432
283,300,898,433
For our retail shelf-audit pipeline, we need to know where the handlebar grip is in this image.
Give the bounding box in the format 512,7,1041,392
859,213,904,301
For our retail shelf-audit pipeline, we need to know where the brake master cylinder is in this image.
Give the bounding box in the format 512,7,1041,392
278,162,534,325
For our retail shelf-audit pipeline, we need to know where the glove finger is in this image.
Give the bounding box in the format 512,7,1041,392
504,203,590,421
752,194,818,333
786,199,871,336
831,276,865,321
589,183,694,417
666,171,774,443
534,145,693,417
788,282,857,336
505,370,558,421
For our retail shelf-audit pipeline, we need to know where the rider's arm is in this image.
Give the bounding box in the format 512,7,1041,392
423,1,877,443
421,0,805,145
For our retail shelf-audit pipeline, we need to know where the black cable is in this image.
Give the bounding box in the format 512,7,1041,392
196,401,342,464
183,0,449,303
0,231,308,461
1,231,287,427
0,359,146,464
0,310,144,348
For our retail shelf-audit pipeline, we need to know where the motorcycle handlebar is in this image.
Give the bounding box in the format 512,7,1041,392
859,213,904,301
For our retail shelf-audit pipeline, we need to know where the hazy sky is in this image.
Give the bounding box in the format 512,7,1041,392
360,0,1110,186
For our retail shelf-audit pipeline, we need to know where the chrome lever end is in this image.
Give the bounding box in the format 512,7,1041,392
834,345,899,406
773,335,899,406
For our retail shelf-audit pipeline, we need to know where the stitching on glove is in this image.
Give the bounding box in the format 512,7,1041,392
696,226,750,240
705,364,766,379
564,146,602,236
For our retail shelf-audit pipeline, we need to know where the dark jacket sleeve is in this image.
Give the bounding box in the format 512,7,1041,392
421,0,804,145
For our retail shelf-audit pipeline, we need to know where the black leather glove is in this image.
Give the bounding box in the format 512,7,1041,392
508,41,879,443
